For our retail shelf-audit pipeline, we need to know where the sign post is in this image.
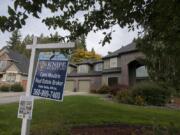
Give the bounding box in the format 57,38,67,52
19,37,74,135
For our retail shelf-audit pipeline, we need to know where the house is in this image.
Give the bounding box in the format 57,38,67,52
0,47,29,89
65,42,148,92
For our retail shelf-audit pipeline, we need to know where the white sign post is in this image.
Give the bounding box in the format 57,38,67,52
20,37,74,135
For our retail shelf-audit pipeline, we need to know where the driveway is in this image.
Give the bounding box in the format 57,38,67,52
0,91,91,104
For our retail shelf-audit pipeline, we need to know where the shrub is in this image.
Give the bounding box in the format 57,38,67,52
134,96,145,106
109,84,129,96
96,85,110,94
10,83,24,92
0,85,10,92
131,82,172,106
90,89,97,93
116,90,133,104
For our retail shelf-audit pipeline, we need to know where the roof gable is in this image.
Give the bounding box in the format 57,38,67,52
103,42,137,59
0,47,29,74
6,64,19,73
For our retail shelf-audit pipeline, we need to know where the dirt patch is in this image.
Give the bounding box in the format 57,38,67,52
71,124,150,135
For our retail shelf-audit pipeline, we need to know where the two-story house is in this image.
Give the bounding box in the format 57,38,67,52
65,42,148,92
0,47,29,89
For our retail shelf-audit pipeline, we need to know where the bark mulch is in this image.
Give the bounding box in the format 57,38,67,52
71,124,150,135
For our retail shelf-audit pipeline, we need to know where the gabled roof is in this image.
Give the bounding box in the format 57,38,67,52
103,42,137,59
3,48,29,74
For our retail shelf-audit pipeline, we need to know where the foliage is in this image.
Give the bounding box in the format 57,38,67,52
96,85,110,94
136,39,180,91
6,29,22,52
10,83,23,92
134,96,145,106
1,0,179,91
0,85,10,92
109,84,129,96
90,89,97,94
75,34,87,50
115,90,133,104
71,49,101,63
131,82,172,106
0,0,178,46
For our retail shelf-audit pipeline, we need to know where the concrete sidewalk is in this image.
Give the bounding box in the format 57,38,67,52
0,91,91,105
0,92,25,98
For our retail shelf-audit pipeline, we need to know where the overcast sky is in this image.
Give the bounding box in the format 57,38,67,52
0,1,138,56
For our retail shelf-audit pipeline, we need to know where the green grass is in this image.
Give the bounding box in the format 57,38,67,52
0,95,180,135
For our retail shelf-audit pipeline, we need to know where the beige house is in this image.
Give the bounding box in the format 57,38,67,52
65,42,148,92
0,47,29,89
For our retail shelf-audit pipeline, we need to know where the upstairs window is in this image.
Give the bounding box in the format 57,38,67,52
110,57,117,68
78,65,89,73
94,63,103,71
104,60,110,69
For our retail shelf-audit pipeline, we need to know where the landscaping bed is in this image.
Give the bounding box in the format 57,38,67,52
71,124,148,135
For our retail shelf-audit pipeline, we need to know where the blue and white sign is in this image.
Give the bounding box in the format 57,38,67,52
31,54,68,101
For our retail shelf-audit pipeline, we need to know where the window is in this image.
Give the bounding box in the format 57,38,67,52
78,65,88,73
104,60,110,69
94,63,102,71
0,61,6,69
6,73,16,82
110,57,117,68
136,66,148,77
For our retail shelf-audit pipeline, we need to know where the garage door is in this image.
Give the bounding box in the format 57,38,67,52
65,81,74,92
78,80,90,92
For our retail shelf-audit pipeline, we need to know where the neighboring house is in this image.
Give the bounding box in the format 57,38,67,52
0,47,29,89
65,42,148,92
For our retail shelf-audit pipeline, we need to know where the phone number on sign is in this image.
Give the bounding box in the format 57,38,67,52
32,89,61,100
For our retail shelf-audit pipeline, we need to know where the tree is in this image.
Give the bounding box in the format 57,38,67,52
75,35,87,50
7,29,22,52
0,0,179,88
0,1,178,45
71,49,101,63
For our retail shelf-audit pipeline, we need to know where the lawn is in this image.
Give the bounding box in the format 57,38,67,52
0,95,180,135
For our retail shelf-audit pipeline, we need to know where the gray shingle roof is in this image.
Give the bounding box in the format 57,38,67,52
68,71,102,77
6,49,29,74
103,42,137,59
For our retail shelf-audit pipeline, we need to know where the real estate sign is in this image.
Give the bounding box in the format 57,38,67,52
31,59,68,101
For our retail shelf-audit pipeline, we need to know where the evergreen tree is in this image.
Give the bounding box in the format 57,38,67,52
7,29,21,51
75,35,87,50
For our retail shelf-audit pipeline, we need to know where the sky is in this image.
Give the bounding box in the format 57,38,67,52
0,1,139,56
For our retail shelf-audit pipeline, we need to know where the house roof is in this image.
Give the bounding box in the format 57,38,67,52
5,48,29,74
103,42,137,59
68,71,102,77
76,60,103,65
